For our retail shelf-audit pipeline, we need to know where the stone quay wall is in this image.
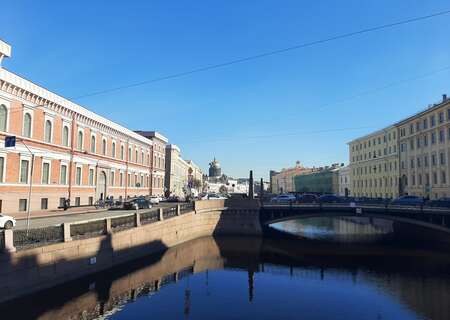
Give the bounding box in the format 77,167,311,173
0,200,262,303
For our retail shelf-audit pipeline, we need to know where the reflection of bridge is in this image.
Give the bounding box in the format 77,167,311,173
260,204,450,233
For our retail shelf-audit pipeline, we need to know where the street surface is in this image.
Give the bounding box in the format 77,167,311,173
15,203,175,230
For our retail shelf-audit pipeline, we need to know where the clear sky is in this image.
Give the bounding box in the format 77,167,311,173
2,1,450,179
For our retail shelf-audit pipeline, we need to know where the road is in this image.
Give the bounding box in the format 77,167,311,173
15,203,175,230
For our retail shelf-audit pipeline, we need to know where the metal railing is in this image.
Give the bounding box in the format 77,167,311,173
180,202,194,214
140,209,160,225
71,220,106,240
13,226,64,250
111,215,136,232
163,206,177,220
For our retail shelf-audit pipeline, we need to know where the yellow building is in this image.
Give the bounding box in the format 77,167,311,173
397,95,450,199
348,126,399,199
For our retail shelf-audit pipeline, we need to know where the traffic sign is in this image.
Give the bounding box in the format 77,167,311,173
5,136,16,148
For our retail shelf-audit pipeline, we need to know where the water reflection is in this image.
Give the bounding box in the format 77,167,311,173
271,217,394,243
1,235,450,320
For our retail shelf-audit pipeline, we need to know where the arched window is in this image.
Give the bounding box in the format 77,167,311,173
120,145,124,160
0,105,7,132
23,113,32,138
77,131,83,150
102,139,107,155
62,126,69,146
91,135,96,153
44,120,52,143
111,142,116,158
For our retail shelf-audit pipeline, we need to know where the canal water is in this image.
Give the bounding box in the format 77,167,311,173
2,218,450,320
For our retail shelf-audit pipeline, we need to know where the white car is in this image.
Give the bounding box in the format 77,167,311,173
149,196,160,204
0,214,16,229
208,194,228,200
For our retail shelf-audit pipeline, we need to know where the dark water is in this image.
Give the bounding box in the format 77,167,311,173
2,218,450,320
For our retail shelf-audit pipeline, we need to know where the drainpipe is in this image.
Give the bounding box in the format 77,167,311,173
68,113,76,204
125,139,129,199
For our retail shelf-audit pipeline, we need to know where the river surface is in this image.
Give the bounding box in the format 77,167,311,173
2,218,450,320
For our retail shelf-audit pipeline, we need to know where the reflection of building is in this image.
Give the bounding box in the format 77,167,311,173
348,126,399,199
165,144,189,197
270,162,311,194
0,40,165,214
208,157,221,178
293,164,343,194
397,95,450,199
338,165,351,196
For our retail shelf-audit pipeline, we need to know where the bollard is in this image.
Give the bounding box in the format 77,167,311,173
176,205,181,216
105,218,112,234
159,208,164,221
135,212,141,227
63,223,72,242
4,229,16,253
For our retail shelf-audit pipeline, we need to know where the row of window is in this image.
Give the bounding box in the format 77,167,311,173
400,108,450,137
353,161,398,176
351,132,397,152
354,193,396,199
0,104,165,167
400,128,450,152
402,153,446,170
353,177,398,189
408,171,447,186
352,145,397,162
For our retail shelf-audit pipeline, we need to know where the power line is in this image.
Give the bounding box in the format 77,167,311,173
71,9,450,100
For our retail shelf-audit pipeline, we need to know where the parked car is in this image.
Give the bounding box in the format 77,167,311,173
318,194,342,203
297,193,318,203
426,197,450,208
149,195,160,205
391,196,424,206
123,198,151,210
270,194,296,204
207,193,228,200
0,214,16,229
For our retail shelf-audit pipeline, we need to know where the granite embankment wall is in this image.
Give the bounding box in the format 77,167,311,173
0,199,261,303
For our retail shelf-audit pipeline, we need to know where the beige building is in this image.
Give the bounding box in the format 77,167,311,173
271,162,311,194
348,126,400,199
338,165,351,196
397,95,450,199
0,40,168,214
185,159,204,192
165,144,189,197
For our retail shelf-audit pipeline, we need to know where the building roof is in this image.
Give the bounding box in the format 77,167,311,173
0,67,154,146
134,131,169,143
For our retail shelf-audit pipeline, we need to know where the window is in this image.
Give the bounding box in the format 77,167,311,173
141,151,144,164
0,104,7,131
120,172,124,186
120,145,124,160
89,168,94,186
432,154,437,166
91,135,96,153
60,164,67,184
59,198,66,207
75,197,81,206
23,113,32,137
42,162,50,184
433,172,438,185
44,120,52,143
431,115,435,127
431,132,436,144
424,135,428,146
128,173,131,187
77,131,84,150
135,150,138,163
442,171,447,184
424,155,429,167
440,153,446,165
89,197,93,205
140,175,144,187
19,199,27,212
0,156,4,182
439,130,445,143
76,166,82,185
439,112,444,123
112,142,116,158
102,139,107,155
41,198,48,210
20,159,29,183
110,171,115,186
62,126,69,146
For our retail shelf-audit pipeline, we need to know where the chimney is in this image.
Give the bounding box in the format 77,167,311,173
443,94,447,102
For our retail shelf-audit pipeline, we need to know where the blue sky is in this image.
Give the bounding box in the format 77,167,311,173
2,1,450,179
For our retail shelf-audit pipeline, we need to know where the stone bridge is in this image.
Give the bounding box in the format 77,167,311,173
260,203,450,234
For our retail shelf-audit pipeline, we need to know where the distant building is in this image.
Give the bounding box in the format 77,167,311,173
293,164,343,194
338,165,351,197
164,144,189,197
208,157,221,178
271,162,311,194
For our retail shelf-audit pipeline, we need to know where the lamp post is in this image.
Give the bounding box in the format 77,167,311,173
21,140,35,235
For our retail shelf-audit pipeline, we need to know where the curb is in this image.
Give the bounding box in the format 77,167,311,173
14,209,109,221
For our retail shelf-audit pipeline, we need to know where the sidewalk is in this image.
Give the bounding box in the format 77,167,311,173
10,206,108,220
